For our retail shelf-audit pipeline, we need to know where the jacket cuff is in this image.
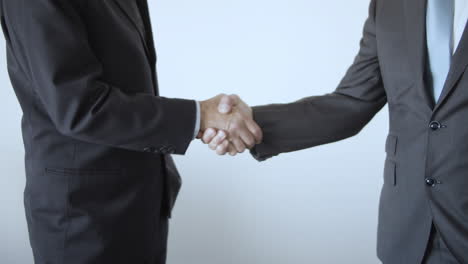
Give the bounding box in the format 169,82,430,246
249,106,280,162
153,98,197,155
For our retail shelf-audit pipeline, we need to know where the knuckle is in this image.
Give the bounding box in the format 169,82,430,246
253,127,261,135
245,139,254,148
213,137,221,144
223,95,234,104
254,130,263,140
236,144,246,153
202,136,212,144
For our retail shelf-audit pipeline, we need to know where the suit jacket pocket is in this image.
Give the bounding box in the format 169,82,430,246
33,167,122,221
37,167,122,210
44,168,126,208
27,168,121,261
44,168,121,184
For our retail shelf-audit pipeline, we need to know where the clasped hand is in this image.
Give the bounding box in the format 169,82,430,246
198,94,262,156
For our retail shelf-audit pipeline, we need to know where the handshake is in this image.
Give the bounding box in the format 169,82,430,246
198,94,262,156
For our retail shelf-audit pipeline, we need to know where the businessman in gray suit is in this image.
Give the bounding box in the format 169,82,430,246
202,0,468,263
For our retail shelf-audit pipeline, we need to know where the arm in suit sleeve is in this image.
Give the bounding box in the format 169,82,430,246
18,0,196,154
251,0,386,161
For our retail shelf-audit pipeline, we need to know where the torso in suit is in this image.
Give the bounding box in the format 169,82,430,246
251,0,468,263
0,0,197,263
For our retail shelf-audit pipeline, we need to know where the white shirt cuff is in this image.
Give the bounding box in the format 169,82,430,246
193,101,201,139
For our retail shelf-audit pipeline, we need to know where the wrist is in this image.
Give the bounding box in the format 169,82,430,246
199,100,210,131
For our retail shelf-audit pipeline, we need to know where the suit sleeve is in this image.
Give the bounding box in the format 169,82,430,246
251,0,386,161
18,0,196,154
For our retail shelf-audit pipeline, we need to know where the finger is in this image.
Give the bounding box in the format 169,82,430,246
228,143,238,156
232,138,247,153
218,95,237,114
228,94,240,103
245,119,263,144
209,130,227,150
216,140,230,155
201,128,216,144
239,129,256,149
229,94,251,113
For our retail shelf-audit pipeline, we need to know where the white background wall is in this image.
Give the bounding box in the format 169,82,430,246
0,0,387,263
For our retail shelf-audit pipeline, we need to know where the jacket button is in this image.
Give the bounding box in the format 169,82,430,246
425,178,436,187
429,121,441,131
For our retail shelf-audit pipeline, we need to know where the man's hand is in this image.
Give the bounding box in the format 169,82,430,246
198,94,262,155
199,94,260,155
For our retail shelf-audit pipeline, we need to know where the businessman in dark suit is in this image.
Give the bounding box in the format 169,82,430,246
203,0,468,263
0,0,261,263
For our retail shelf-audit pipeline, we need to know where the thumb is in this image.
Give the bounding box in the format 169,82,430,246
218,94,237,114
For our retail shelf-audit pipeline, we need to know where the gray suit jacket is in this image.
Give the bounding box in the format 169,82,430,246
252,0,468,263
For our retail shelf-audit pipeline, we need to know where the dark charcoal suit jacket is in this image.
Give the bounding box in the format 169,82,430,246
0,0,196,263
252,0,468,263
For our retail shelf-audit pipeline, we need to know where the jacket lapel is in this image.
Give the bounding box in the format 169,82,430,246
434,23,468,111
113,0,153,61
404,0,434,111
